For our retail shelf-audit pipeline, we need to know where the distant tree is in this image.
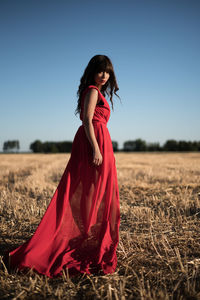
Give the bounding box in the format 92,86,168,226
177,140,194,151
192,141,200,151
29,140,73,153
3,140,20,152
147,142,161,151
123,139,147,151
112,141,118,152
163,140,179,151
57,141,73,153
30,140,43,153
163,140,200,152
42,142,58,153
123,140,133,151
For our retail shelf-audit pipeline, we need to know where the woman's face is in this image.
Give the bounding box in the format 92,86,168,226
94,71,110,88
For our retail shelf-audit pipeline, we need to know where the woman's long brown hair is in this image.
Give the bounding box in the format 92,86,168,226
75,55,120,116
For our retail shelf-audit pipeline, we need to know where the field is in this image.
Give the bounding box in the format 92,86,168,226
0,152,200,299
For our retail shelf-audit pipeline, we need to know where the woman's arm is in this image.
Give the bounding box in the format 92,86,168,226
82,88,103,166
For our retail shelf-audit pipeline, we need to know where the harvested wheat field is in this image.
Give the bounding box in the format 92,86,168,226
0,152,200,299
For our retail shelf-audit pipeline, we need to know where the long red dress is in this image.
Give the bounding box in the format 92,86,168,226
8,85,120,278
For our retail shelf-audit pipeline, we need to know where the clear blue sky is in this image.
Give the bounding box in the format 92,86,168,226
0,0,200,151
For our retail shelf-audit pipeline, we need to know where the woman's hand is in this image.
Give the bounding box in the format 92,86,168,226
93,148,103,166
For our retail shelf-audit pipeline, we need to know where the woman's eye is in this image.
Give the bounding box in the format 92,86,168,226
98,72,109,76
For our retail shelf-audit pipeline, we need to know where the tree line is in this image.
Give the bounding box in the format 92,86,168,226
30,139,200,153
3,140,20,152
2,139,200,153
123,139,200,152
30,140,73,153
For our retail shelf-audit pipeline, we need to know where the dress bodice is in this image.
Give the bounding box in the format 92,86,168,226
80,85,110,125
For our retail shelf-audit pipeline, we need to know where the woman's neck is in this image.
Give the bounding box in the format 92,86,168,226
94,84,102,91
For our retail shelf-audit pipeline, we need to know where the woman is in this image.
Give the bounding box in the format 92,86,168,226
6,54,121,278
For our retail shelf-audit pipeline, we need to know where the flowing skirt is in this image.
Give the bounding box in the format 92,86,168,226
8,121,120,278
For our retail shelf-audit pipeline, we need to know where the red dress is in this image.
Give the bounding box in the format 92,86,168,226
8,85,120,278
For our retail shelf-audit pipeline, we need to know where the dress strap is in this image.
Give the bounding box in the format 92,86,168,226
87,85,101,93
84,85,105,105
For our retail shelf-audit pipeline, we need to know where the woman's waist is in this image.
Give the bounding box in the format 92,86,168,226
82,118,107,125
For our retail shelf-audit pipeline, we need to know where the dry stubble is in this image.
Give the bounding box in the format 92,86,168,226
0,152,200,299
